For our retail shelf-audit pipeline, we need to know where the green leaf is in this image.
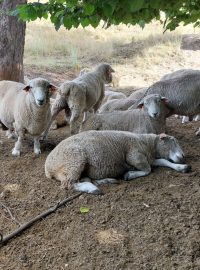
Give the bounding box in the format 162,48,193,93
150,0,161,9
81,17,90,27
80,207,90,213
103,4,114,17
42,12,48,19
63,15,73,29
84,3,95,15
138,19,145,29
129,0,144,12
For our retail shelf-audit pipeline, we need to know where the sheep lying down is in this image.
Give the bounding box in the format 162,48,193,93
81,94,169,134
45,131,191,195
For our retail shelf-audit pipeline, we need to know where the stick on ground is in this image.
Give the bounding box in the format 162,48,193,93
0,192,83,247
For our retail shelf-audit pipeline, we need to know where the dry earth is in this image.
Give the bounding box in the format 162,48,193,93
0,68,200,269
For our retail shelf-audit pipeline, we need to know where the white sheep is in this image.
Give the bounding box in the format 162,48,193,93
81,94,169,134
102,89,126,104
43,63,115,137
45,131,191,194
130,70,200,120
99,97,137,113
49,98,68,130
161,69,200,125
0,78,57,156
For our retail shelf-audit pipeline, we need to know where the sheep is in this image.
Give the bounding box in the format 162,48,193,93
99,96,137,113
43,63,115,137
128,87,148,100
49,98,68,130
98,87,149,113
81,94,169,134
130,70,200,120
161,70,200,124
79,68,120,88
102,89,126,104
0,78,57,156
160,69,198,81
45,130,191,194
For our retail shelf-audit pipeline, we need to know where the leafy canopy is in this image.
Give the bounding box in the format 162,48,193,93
13,0,200,31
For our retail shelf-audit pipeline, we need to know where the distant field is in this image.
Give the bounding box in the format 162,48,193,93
24,19,200,87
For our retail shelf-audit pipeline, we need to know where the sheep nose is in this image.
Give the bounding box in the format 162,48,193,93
153,112,158,117
177,153,185,163
37,99,44,105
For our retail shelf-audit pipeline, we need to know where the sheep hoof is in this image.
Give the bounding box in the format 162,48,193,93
91,189,104,195
195,129,200,136
124,172,133,181
34,149,41,155
73,182,103,195
182,165,192,173
12,148,20,156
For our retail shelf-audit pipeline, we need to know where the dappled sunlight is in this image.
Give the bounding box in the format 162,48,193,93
96,229,125,245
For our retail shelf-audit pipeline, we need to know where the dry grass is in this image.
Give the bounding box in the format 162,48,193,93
24,19,200,87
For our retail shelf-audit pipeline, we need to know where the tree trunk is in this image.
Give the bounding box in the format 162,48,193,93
0,0,27,83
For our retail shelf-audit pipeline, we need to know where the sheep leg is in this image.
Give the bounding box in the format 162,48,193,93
194,115,200,121
95,178,119,185
70,113,84,135
153,159,191,173
124,153,151,181
42,100,67,140
93,95,104,113
12,130,25,156
73,180,103,195
34,137,41,155
6,129,16,139
124,170,150,180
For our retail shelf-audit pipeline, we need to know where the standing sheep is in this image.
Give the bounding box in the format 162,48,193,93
43,63,115,137
0,78,56,156
45,131,190,194
161,69,200,124
81,94,169,134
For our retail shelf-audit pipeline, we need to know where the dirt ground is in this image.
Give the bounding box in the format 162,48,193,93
0,71,200,270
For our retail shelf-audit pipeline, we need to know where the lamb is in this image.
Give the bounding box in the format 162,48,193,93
45,130,191,195
81,94,169,134
43,63,115,137
130,69,200,118
0,78,56,156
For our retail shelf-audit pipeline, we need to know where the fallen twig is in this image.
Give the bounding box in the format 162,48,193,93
0,202,22,226
0,192,83,247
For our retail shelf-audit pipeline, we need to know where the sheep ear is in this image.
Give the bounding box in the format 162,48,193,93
108,66,115,73
48,84,57,93
23,85,31,92
159,133,167,140
137,102,144,109
161,97,169,104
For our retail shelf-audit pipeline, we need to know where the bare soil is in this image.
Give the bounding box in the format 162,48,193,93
0,70,200,270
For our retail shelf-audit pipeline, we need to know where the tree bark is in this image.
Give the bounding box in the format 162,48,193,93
0,0,27,82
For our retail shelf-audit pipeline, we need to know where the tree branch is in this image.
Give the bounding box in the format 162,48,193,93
0,192,83,247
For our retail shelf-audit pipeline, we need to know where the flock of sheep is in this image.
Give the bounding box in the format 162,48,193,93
1,63,200,195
